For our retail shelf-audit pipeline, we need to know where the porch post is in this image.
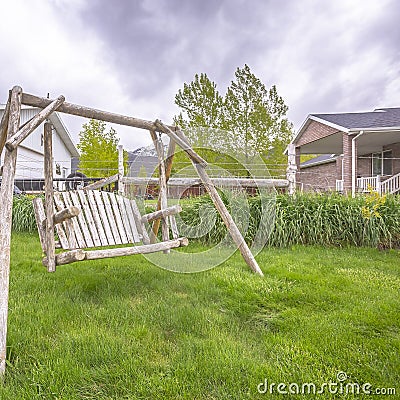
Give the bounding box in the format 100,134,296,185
351,131,364,197
342,133,352,195
351,137,357,197
286,144,297,195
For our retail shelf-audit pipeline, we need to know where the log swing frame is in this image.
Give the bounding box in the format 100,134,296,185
0,85,264,376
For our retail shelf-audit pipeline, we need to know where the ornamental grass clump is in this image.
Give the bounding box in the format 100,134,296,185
12,194,38,233
178,192,400,249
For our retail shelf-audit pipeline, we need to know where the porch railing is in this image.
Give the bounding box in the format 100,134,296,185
380,172,400,194
336,174,400,195
357,176,380,193
335,178,379,193
335,180,343,192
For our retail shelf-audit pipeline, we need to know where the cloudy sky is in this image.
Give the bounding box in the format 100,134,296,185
1,0,399,151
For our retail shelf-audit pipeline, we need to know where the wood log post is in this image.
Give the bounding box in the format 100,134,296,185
5,95,65,151
0,86,22,377
155,121,264,277
152,138,176,239
118,145,124,196
149,131,169,249
43,122,56,272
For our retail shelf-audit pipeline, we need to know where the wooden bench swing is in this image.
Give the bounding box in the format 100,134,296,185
33,189,188,269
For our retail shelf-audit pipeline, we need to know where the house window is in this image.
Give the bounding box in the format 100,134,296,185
372,150,392,176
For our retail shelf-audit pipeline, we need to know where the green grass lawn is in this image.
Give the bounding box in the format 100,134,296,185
1,233,399,399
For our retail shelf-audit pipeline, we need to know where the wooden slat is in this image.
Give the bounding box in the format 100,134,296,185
76,190,102,247
169,215,179,240
86,190,109,246
101,191,122,245
122,197,140,242
69,191,94,248
32,197,47,253
52,193,70,249
109,192,128,244
60,192,86,248
130,199,150,244
117,195,133,243
92,190,115,245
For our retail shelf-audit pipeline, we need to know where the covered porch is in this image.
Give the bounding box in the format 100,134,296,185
297,128,400,195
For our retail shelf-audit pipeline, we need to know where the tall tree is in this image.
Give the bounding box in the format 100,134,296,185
174,73,230,149
77,119,126,178
174,65,293,177
224,65,292,168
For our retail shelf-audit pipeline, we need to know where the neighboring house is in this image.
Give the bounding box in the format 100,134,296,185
291,107,400,195
0,105,79,183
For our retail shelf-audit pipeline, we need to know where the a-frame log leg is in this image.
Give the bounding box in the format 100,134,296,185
155,120,264,277
0,86,22,377
152,138,176,240
149,130,170,252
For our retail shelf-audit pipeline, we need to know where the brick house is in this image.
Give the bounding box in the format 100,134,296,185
290,107,400,195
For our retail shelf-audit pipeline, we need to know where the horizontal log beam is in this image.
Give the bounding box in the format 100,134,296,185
83,173,119,190
22,92,163,132
6,95,65,151
84,237,189,261
122,176,289,188
141,205,182,223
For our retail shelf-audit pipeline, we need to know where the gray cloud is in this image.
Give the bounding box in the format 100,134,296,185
0,0,399,150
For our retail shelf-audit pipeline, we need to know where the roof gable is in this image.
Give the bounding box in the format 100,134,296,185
311,107,400,130
293,107,400,146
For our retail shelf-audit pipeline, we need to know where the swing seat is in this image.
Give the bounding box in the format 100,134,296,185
33,189,188,270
